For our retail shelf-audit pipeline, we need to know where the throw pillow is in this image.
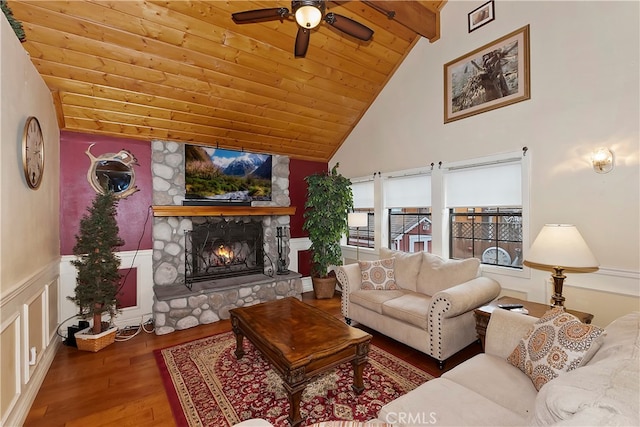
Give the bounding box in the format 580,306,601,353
415,253,480,296
359,258,398,290
380,248,422,292
507,307,604,391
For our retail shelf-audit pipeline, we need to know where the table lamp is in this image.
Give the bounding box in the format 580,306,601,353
524,224,598,307
348,212,368,261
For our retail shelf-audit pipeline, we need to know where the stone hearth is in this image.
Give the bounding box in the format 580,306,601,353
153,272,302,335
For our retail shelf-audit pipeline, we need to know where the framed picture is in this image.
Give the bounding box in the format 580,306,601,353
444,25,530,124
468,1,495,33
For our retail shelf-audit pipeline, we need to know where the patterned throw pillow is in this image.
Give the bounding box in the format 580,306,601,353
507,307,604,391
359,258,398,290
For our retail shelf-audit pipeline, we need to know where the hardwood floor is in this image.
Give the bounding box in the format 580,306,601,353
24,292,481,427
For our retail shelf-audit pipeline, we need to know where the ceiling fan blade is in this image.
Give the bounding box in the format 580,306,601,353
232,7,289,23
294,27,311,58
324,12,374,41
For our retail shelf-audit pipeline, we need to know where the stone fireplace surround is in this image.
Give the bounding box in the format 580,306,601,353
151,141,302,335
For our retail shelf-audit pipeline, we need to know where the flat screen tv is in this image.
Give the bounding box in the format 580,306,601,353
184,144,272,203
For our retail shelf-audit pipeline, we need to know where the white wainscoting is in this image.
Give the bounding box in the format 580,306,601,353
0,261,60,427
59,249,154,329
289,237,312,292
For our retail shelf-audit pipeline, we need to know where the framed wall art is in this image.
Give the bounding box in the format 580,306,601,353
444,25,530,124
468,1,495,33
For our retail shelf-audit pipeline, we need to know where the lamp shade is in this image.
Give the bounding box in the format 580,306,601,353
348,212,368,228
525,224,598,270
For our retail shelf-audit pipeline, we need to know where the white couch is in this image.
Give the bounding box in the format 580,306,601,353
336,248,501,368
377,309,640,426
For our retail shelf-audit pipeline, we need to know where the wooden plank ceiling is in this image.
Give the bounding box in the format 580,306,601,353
8,1,445,161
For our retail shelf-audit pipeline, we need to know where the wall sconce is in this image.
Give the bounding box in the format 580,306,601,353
592,147,614,174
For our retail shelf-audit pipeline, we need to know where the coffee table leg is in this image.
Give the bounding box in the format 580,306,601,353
283,382,305,427
351,341,370,394
282,366,308,426
230,316,245,359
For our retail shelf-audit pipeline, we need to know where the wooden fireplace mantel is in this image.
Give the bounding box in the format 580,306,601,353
151,205,296,217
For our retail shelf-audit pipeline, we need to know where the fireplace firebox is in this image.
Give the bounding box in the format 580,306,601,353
185,218,264,289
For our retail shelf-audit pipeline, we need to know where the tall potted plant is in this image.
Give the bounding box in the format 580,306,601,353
68,191,124,351
303,163,353,299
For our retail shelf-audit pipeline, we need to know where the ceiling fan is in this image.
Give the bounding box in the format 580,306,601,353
232,1,374,58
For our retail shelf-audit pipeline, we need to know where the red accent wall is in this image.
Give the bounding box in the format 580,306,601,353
297,249,313,277
289,158,327,238
60,131,153,255
117,267,137,309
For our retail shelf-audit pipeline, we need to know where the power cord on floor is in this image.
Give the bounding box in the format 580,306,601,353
115,317,155,341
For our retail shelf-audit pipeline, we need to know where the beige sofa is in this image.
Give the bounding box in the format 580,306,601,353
336,248,501,369
376,309,640,426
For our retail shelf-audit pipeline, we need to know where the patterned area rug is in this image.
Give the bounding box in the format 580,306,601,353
155,331,433,427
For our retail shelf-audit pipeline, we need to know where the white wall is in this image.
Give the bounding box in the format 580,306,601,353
333,1,639,326
0,12,61,427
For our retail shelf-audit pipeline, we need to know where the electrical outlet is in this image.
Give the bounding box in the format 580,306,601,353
29,347,37,366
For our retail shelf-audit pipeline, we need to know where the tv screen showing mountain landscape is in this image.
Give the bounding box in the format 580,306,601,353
185,144,272,202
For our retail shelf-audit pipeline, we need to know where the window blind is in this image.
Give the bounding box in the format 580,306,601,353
445,161,521,207
351,180,374,209
384,174,431,208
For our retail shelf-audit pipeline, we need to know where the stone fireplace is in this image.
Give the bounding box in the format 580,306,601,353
150,140,302,335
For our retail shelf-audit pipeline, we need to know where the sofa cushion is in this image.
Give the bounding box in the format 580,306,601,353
359,258,398,290
587,311,640,365
531,346,639,426
380,248,422,292
415,254,479,296
381,292,431,329
443,353,538,419
349,290,408,314
485,308,538,359
507,307,604,391
378,377,527,426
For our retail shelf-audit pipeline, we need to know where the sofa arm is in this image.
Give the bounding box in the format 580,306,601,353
429,277,501,319
484,307,537,359
336,263,362,319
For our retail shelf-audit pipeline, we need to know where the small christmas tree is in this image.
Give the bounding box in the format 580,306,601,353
69,192,124,334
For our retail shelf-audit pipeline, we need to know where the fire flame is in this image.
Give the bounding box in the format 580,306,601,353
215,245,234,264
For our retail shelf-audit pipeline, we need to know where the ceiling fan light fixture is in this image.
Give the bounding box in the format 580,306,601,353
293,1,324,29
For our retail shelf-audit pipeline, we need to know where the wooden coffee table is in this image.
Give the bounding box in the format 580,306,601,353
229,297,372,426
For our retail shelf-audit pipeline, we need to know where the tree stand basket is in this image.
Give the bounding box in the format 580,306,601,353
75,326,117,352
312,276,337,299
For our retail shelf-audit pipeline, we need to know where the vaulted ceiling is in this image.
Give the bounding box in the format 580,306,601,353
8,1,445,161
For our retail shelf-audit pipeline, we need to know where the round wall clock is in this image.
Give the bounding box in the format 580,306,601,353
22,116,45,189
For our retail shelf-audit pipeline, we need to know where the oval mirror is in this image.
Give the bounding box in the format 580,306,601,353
85,143,139,198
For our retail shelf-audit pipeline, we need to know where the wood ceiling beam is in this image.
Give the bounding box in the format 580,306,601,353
363,1,444,41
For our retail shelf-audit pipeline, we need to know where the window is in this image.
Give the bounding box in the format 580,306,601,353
450,208,522,268
384,172,431,253
389,208,432,252
348,180,374,249
445,159,523,269
347,210,374,249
